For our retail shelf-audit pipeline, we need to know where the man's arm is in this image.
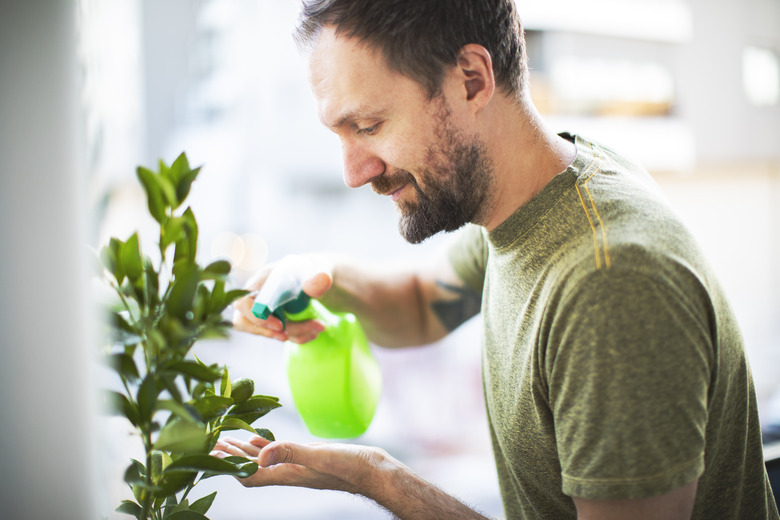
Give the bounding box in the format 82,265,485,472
573,480,698,520
233,250,481,348
213,436,491,520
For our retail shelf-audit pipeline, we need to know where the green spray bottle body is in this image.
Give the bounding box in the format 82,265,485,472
284,300,381,438
251,266,381,438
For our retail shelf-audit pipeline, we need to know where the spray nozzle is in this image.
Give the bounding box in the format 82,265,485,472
251,261,312,325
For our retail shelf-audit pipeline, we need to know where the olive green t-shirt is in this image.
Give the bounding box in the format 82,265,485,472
449,134,779,518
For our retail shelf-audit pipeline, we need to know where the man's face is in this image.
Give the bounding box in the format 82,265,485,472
308,27,494,243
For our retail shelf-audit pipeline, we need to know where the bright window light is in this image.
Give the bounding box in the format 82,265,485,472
743,46,780,106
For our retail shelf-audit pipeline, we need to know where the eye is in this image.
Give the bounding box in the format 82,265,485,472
357,122,382,136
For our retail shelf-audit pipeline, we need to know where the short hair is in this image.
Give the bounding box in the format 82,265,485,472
294,0,528,100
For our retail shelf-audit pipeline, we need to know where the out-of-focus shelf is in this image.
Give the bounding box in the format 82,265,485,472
546,115,696,173
521,0,693,43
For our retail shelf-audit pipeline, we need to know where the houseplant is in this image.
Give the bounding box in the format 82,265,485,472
100,153,279,519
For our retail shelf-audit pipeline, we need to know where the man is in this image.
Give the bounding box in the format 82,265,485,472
213,1,780,518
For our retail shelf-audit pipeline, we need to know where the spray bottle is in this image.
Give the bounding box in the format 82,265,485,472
251,263,381,438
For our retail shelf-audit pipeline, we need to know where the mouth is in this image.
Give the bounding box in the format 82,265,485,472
389,184,408,202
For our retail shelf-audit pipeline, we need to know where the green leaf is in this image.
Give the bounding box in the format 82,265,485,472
189,491,216,515
124,459,146,486
160,373,184,403
164,454,250,475
154,469,196,497
173,207,198,265
162,216,186,254
200,456,257,480
120,233,144,282
104,391,139,426
164,360,221,383
137,374,159,424
176,166,201,206
154,418,208,454
190,395,233,421
255,428,275,442
169,152,190,184
203,260,231,278
143,257,160,308
106,353,140,383
220,366,230,398
217,417,257,435
136,165,166,223
157,172,179,208
167,266,200,321
157,399,201,423
151,450,164,481
224,288,249,307
116,500,143,519
226,396,281,425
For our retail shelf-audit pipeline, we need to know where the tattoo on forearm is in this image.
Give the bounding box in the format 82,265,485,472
431,281,482,332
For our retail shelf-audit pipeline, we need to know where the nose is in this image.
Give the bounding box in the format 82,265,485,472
341,139,385,188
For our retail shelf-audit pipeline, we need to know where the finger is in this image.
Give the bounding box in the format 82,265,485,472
302,270,333,299
215,437,262,459
248,435,274,449
233,312,289,341
257,441,333,469
232,296,287,331
284,320,326,344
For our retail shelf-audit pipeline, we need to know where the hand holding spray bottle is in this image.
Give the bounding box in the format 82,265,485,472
251,262,381,438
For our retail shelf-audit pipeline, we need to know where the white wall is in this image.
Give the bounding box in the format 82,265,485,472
0,1,96,517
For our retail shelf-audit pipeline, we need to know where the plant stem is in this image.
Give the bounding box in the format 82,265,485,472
140,429,154,520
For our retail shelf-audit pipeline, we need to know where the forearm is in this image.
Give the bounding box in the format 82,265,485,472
318,253,448,348
368,451,492,520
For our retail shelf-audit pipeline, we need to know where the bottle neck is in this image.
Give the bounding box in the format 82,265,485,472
285,299,331,324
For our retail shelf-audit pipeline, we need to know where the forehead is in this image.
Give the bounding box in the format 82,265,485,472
307,26,428,129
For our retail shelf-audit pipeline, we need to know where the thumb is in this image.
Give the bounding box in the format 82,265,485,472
258,441,309,467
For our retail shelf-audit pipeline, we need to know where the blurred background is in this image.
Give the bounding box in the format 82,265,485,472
1,0,779,518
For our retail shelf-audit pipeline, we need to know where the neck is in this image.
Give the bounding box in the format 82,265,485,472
479,91,576,231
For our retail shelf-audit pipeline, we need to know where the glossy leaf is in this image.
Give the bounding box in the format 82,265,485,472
104,391,139,426
255,428,275,442
189,491,216,515
136,166,166,223
107,353,140,383
120,233,143,283
167,267,199,321
124,460,145,486
164,360,221,383
157,399,200,423
137,374,159,424
116,500,143,519
164,454,250,475
169,152,190,184
219,367,230,398
226,396,281,425
190,395,233,421
154,418,208,454
217,417,256,435
202,260,231,279
200,456,258,480
154,469,196,497
176,166,201,206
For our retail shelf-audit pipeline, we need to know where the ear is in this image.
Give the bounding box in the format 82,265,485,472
456,44,496,110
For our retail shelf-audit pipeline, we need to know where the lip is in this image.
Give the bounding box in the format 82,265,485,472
389,184,408,202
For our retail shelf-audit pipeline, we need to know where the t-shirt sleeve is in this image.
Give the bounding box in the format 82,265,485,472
547,264,714,500
447,224,489,293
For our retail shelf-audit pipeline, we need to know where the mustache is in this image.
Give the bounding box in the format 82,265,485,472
370,169,417,196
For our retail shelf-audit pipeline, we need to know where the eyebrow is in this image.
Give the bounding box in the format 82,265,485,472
329,106,387,130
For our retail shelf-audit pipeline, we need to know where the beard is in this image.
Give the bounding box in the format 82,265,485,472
370,102,495,244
